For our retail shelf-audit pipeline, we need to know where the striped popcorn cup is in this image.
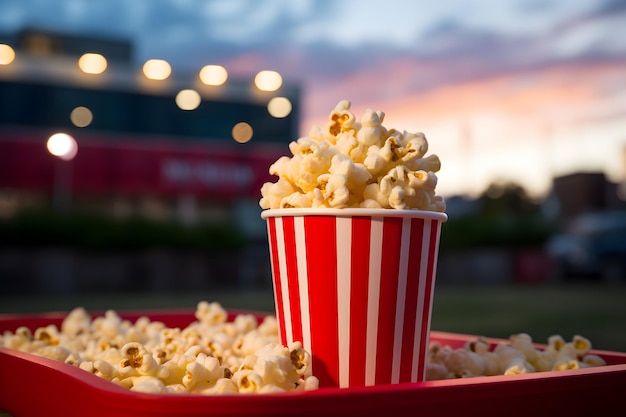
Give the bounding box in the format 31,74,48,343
261,208,447,388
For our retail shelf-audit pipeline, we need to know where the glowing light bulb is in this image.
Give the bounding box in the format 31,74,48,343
199,65,228,86
232,122,253,143
254,70,282,92
143,59,172,80
70,106,93,127
78,53,107,74
0,44,15,65
47,133,78,161
175,89,201,110
267,97,292,118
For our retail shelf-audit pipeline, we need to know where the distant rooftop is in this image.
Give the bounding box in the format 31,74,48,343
13,27,133,64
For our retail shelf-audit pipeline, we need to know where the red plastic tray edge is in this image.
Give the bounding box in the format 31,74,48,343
1,309,626,417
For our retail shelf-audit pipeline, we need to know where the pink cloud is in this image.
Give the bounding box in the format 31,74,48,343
299,59,626,139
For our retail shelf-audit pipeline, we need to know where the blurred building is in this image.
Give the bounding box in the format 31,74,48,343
0,28,299,236
551,172,626,227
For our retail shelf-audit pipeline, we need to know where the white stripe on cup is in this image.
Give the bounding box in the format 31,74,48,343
421,221,441,380
391,217,412,383
336,217,352,388
294,216,311,376
365,217,384,386
411,220,431,381
275,218,293,345
267,221,282,343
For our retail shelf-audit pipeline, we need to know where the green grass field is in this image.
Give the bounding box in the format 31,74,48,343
2,283,625,352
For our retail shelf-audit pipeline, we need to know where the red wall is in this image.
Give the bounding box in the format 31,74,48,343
0,130,285,201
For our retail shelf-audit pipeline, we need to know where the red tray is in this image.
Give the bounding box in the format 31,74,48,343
1,309,625,417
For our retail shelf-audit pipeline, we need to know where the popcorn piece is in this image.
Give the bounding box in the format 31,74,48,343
260,100,446,212
35,345,72,363
233,369,264,393
119,342,167,378
327,100,357,138
165,383,188,394
356,108,385,147
130,376,167,394
582,353,607,367
199,378,238,395
61,307,92,337
183,353,223,392
503,357,534,375
93,310,123,340
553,359,581,371
298,375,320,391
571,335,592,357
509,333,540,364
34,325,60,346
288,341,311,376
195,301,227,326
547,334,566,354
425,362,449,381
2,326,33,350
533,349,558,372
440,349,479,378
93,358,117,379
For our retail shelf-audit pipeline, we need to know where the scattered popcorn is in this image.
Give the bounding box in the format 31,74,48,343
0,302,319,395
426,333,607,380
0,304,610,392
259,100,446,212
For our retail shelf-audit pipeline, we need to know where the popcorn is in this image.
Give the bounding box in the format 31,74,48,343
130,376,167,394
1,302,318,395
581,353,607,367
0,305,609,393
260,100,446,212
35,345,72,363
182,353,222,391
425,333,607,380
233,369,265,393
571,335,592,357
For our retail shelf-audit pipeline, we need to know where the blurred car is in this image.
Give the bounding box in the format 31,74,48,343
546,210,626,282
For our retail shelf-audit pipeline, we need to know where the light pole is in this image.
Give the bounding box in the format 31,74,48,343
46,133,78,212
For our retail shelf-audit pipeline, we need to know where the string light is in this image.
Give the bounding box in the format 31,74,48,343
47,133,78,161
70,106,93,127
142,59,172,80
267,97,292,118
232,122,253,143
0,44,15,65
78,53,107,74
175,89,201,110
199,65,228,86
254,70,282,92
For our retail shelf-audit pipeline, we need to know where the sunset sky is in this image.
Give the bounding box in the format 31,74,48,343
2,0,625,199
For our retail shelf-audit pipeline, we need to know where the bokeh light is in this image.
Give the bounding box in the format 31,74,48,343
142,59,172,80
199,65,228,86
175,89,201,110
267,97,292,118
78,53,107,74
47,133,78,161
0,44,15,65
232,122,253,143
254,70,282,92
70,106,93,127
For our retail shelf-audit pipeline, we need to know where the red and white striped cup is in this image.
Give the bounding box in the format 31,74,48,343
261,208,447,388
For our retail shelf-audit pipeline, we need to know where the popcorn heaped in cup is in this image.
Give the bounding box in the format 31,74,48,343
259,100,446,212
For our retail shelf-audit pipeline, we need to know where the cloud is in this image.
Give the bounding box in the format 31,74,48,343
2,1,624,130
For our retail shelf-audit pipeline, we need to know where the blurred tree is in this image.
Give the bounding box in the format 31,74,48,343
440,181,553,251
480,181,539,216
